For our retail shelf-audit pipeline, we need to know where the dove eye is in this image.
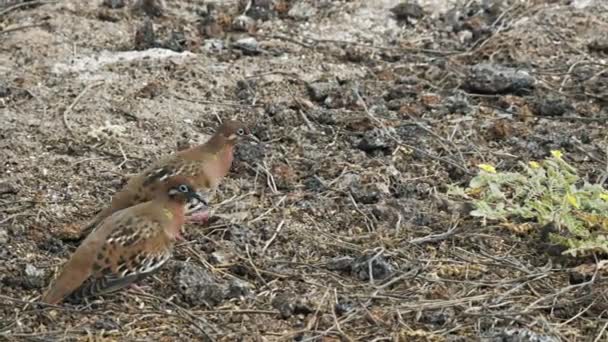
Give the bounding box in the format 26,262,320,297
178,184,189,193
236,128,245,135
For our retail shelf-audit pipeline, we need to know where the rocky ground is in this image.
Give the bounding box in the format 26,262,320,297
1,0,608,341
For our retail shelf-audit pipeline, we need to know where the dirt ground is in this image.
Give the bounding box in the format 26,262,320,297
1,0,608,341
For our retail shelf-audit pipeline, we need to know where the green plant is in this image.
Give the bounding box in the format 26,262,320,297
449,151,608,257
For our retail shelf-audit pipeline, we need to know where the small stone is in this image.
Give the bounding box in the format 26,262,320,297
93,317,120,330
0,229,8,244
245,0,276,21
351,253,394,281
288,1,316,20
232,15,255,32
232,37,260,55
132,0,165,17
334,301,354,316
303,176,325,192
337,173,360,190
532,96,573,117
325,256,355,272
588,36,608,53
458,30,473,44
307,81,340,102
160,31,187,52
0,83,10,98
390,1,424,22
234,141,265,167
463,64,535,95
176,262,227,307
25,264,44,278
350,183,389,205
482,328,559,342
420,308,454,326
225,279,252,299
37,237,66,254
355,128,395,155
101,0,126,9
24,264,45,289
0,182,17,195
443,93,472,115
272,294,295,319
271,294,313,319
202,39,225,52
134,18,156,51
209,251,229,264
384,84,417,101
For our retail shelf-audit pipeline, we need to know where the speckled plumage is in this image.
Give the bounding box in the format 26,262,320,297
41,177,206,305
78,120,249,240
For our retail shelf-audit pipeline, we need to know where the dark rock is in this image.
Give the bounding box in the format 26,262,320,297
532,96,574,117
538,222,569,257
386,99,408,111
443,93,472,115
351,253,394,281
307,108,337,125
101,0,126,9
343,45,369,63
97,9,122,22
271,294,313,319
588,36,608,53
303,176,325,192
371,203,400,222
384,84,418,101
236,79,257,101
0,182,17,195
234,141,265,168
293,302,314,316
220,224,256,247
355,128,394,155
160,31,187,52
0,83,10,98
132,0,165,17
37,237,66,254
245,0,276,21
270,108,298,126
324,81,362,109
334,301,354,316
225,279,252,299
325,256,355,272
176,262,226,307
390,1,424,23
569,265,594,285
93,317,120,330
420,308,454,326
272,294,295,319
350,183,384,204
463,64,535,95
307,81,340,102
134,18,156,51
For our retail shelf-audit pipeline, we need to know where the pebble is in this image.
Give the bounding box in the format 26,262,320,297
288,2,317,20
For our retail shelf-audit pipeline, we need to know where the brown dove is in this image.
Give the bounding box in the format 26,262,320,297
41,176,206,304
77,120,251,240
